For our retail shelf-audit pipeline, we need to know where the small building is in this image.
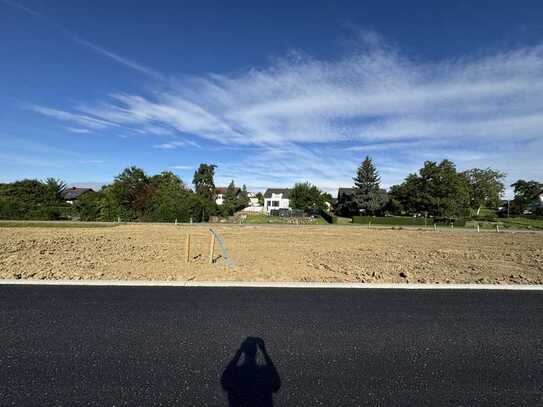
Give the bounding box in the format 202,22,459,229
247,192,261,207
62,187,94,204
263,188,291,214
215,186,240,206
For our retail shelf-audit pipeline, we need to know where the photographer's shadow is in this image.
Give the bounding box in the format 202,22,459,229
221,337,281,407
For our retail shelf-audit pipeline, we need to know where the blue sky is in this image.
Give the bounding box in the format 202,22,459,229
1,0,543,196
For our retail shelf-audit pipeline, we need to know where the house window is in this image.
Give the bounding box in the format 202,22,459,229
272,201,279,207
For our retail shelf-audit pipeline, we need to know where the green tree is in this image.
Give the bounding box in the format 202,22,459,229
238,185,250,210
390,160,470,218
222,180,239,216
43,178,67,204
321,192,333,205
290,182,327,212
193,164,217,201
108,166,152,220
462,168,506,215
97,185,122,221
0,179,58,219
74,191,102,221
187,192,216,222
256,192,264,206
353,156,385,215
511,180,543,214
149,171,190,222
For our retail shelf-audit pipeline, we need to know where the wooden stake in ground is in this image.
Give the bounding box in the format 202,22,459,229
185,233,191,263
433,224,437,232
209,233,216,264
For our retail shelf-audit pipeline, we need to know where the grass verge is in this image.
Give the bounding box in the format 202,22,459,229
243,214,328,225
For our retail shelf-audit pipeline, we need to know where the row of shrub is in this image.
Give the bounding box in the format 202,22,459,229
319,209,337,224
352,216,466,227
0,201,74,221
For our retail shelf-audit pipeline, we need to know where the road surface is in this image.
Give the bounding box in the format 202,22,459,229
1,285,542,406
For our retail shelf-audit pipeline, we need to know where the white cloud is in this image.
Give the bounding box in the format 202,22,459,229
27,34,543,190
65,127,92,134
30,105,114,129
153,139,201,150
170,165,193,170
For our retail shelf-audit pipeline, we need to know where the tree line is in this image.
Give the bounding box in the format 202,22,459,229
0,158,541,222
335,157,542,219
0,164,250,222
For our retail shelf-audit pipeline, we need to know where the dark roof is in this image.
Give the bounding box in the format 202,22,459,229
62,187,94,201
338,188,354,196
215,187,240,195
263,188,291,199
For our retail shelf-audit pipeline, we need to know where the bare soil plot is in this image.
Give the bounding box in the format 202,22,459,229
0,224,542,284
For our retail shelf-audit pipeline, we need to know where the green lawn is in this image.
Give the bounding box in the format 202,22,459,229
335,216,353,224
0,221,119,228
500,217,543,230
465,217,543,230
476,207,498,217
243,214,328,225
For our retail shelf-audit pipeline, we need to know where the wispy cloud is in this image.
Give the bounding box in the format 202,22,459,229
26,32,543,190
153,139,201,150
3,0,164,80
1,0,40,16
170,165,193,170
29,105,114,129
73,38,165,81
65,127,92,134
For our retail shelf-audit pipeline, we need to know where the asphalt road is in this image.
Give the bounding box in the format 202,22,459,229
1,286,542,406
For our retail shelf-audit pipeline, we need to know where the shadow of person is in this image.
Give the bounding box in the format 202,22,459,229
221,337,281,407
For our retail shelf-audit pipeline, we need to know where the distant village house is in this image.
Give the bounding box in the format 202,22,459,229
62,187,94,204
214,186,240,206
263,188,291,214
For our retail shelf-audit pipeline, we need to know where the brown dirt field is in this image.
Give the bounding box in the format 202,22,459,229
1,224,542,284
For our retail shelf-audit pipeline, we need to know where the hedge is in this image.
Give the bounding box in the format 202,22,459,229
319,209,337,224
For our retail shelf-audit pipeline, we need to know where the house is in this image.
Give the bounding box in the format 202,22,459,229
263,188,291,213
215,186,240,206
238,192,265,214
247,192,260,207
62,187,94,204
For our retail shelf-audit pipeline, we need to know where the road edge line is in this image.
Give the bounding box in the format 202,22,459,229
0,280,542,290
